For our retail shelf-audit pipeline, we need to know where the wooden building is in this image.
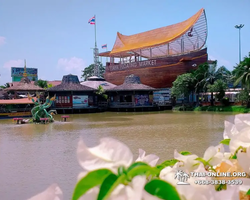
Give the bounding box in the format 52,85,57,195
99,8,208,89
47,74,97,113
106,74,160,111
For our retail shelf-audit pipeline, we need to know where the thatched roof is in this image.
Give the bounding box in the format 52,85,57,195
5,77,44,91
81,76,117,90
108,74,157,91
48,74,94,91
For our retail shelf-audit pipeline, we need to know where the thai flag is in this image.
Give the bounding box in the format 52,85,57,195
102,44,107,48
88,16,95,25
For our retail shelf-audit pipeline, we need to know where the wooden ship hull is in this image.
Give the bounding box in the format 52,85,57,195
104,48,208,88
99,8,208,89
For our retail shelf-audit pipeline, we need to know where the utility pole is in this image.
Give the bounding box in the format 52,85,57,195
235,24,244,63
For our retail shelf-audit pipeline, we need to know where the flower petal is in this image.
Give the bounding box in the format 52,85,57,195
27,184,63,200
77,137,133,171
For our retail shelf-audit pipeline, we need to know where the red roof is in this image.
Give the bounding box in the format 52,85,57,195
0,97,37,104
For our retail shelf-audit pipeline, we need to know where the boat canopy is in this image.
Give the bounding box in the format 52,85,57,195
99,8,207,58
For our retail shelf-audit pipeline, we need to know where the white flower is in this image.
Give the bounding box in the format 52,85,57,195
237,146,250,173
229,128,250,153
135,149,159,167
27,184,63,200
213,185,240,200
203,144,225,166
174,150,199,172
223,113,250,140
77,137,133,172
160,164,215,200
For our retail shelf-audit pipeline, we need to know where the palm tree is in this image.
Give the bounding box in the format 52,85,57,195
233,53,250,89
96,85,108,100
194,61,231,106
0,83,10,89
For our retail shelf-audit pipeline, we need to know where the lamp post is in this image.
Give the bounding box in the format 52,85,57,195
235,24,244,63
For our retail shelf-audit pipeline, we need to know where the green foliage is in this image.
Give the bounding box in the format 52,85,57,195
0,82,10,89
221,97,230,106
45,83,53,89
72,169,113,200
35,79,48,88
194,105,250,113
236,89,250,106
207,80,227,101
179,151,192,155
156,151,192,170
195,157,209,166
96,85,108,100
171,73,196,98
220,139,230,145
72,162,178,200
233,52,250,89
246,189,250,195
81,62,105,81
144,179,181,200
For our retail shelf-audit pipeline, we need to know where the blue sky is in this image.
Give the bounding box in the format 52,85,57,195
0,0,249,85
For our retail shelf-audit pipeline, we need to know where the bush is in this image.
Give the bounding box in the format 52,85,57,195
220,97,230,106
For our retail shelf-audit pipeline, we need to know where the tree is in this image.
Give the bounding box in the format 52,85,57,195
193,61,231,106
207,79,227,102
0,83,10,89
233,52,250,89
95,85,108,100
35,79,48,88
81,62,105,81
171,73,196,102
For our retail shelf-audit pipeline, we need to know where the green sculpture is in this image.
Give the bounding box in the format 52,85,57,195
28,93,57,123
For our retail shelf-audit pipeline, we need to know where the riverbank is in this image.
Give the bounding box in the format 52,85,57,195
174,105,250,113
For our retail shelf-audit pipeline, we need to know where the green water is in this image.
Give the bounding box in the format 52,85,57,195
0,111,234,199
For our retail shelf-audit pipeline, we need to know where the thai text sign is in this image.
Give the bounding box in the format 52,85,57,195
11,67,38,77
109,60,157,71
72,95,88,108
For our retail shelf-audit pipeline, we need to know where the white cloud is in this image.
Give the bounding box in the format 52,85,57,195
57,57,86,73
3,59,23,69
0,36,6,46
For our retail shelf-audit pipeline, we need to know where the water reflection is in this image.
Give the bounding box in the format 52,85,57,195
0,111,234,199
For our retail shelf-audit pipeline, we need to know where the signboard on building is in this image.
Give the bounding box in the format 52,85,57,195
153,88,171,105
72,95,88,108
11,67,38,82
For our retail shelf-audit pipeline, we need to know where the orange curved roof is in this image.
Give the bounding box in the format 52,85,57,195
110,8,205,55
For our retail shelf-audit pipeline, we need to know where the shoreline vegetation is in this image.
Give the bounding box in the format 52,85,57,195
173,105,250,113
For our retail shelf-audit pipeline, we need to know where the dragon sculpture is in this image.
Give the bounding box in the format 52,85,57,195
28,92,57,123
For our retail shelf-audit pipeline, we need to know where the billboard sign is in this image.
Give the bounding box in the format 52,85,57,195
11,67,38,78
153,88,171,104
72,95,88,108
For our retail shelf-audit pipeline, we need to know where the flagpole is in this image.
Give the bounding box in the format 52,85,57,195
94,15,97,48
106,46,108,63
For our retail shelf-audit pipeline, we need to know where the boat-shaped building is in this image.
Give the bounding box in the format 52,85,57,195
99,8,208,89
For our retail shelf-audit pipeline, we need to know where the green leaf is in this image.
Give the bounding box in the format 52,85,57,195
144,179,181,200
98,164,159,200
72,169,113,200
127,162,149,172
180,151,192,155
97,173,120,200
127,164,159,179
215,183,227,191
246,189,250,195
220,139,230,145
195,157,209,166
156,159,178,170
